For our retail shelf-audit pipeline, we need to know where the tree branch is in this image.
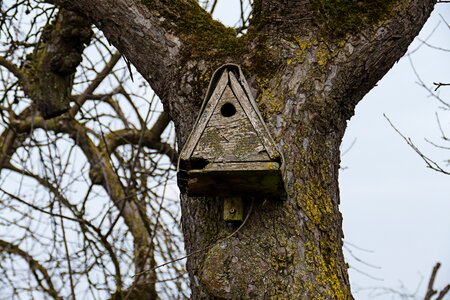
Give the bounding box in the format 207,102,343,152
101,128,177,164
385,114,450,175
98,111,177,165
0,55,31,89
69,51,121,117
9,113,158,293
47,0,240,120
423,262,450,300
424,262,440,300
150,112,171,139
436,285,450,300
433,82,450,91
0,239,62,299
24,9,92,118
334,0,437,115
3,162,125,295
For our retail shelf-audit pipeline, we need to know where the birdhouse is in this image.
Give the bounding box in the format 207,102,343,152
178,64,284,202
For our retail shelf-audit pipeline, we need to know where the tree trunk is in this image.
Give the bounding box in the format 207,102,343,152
49,0,436,298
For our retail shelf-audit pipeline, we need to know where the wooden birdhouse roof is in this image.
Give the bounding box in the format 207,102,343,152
179,64,281,167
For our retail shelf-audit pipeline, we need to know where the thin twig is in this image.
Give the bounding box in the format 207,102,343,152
209,0,218,14
424,262,440,300
384,114,450,175
433,82,450,91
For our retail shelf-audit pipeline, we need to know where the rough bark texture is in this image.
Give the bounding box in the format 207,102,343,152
49,0,435,298
23,9,92,118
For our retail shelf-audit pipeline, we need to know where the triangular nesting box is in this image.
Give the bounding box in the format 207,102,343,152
178,64,284,198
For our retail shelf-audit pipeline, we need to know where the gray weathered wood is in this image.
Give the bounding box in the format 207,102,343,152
179,65,284,198
187,162,282,197
179,70,229,160
186,168,282,197
228,71,280,161
197,161,280,172
191,85,270,163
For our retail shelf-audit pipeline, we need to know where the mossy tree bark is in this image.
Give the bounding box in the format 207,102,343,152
49,0,435,298
24,9,92,118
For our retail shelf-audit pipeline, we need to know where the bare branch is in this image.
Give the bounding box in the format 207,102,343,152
424,262,440,300
209,0,218,14
436,285,450,300
433,82,450,91
0,55,30,88
150,112,171,139
423,263,450,300
384,114,450,175
69,51,121,117
0,2,184,298
0,239,62,299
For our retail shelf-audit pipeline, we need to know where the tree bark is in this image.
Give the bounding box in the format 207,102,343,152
48,0,436,298
24,9,92,118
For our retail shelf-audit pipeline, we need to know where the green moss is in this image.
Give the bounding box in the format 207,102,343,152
271,252,292,272
311,0,399,38
293,141,335,231
304,180,334,231
141,1,286,109
248,34,283,80
232,123,263,158
141,0,243,62
139,0,255,102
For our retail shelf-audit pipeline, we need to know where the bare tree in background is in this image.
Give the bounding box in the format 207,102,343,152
0,2,186,299
0,0,441,299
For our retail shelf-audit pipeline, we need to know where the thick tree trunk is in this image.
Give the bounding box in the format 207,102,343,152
49,0,436,298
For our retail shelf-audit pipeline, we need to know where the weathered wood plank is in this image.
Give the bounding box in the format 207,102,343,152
228,71,280,161
194,161,280,172
179,70,229,160
192,85,270,163
186,164,282,197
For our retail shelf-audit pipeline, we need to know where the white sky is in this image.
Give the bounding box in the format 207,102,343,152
340,6,450,299
213,2,450,299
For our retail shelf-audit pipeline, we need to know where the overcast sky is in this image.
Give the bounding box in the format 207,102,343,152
212,3,450,299
339,5,450,298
